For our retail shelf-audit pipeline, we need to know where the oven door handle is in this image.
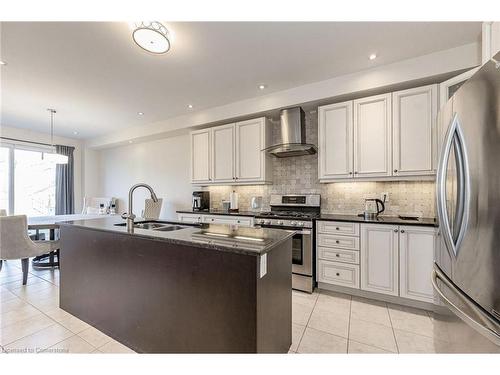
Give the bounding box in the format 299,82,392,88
285,229,311,235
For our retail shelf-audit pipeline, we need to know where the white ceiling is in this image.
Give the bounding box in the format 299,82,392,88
0,22,481,139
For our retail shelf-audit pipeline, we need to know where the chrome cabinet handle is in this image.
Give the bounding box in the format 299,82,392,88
394,229,398,233
400,229,405,233
432,265,500,346
335,240,340,244
349,172,353,175
394,169,398,173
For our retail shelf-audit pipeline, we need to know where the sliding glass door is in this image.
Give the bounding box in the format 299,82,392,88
0,143,56,216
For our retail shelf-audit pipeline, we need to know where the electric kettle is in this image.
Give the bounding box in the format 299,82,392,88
364,198,385,219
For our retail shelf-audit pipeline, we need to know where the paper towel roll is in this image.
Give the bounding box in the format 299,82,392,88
230,190,239,210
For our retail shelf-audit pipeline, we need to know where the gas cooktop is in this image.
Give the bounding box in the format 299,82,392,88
256,211,319,220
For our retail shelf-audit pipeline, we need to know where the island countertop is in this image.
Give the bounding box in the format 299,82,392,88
58,216,294,256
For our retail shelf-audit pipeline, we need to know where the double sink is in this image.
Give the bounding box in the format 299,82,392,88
114,220,194,232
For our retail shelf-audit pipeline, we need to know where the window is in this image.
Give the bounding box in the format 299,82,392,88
0,146,10,213
0,142,56,217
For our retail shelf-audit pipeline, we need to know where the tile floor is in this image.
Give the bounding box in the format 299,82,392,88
1,259,446,354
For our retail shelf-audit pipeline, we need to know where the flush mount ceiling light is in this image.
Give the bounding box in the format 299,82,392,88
258,84,267,90
137,112,144,116
369,53,377,60
0,60,6,66
187,104,193,109
132,21,170,54
43,109,68,165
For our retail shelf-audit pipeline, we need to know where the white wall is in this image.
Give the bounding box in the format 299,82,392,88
97,133,192,219
87,42,480,149
0,125,84,213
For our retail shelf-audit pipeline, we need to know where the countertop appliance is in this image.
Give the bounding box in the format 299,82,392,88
363,198,385,219
433,53,500,352
192,191,210,212
263,107,317,158
255,194,320,293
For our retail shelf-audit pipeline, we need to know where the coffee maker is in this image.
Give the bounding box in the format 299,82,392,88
192,191,210,211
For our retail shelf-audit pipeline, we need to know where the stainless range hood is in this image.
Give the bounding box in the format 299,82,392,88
263,107,317,158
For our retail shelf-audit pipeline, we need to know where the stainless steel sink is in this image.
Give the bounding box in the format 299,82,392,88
153,225,186,232
114,220,194,232
134,222,169,230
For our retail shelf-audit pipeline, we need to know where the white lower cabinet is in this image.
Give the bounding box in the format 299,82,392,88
177,213,203,223
177,213,253,227
399,225,436,303
318,260,360,289
319,221,437,304
201,215,253,227
360,224,399,296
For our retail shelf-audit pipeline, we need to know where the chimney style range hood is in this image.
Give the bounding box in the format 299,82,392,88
263,107,317,158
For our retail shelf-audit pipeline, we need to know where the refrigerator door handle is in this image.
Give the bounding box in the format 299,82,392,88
432,265,500,346
436,113,470,258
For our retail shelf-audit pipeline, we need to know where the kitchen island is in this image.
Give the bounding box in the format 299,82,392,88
58,217,293,353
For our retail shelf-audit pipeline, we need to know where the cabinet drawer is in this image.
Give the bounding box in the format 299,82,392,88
201,215,253,227
318,260,360,288
177,213,202,223
317,221,360,236
318,247,360,264
317,233,360,250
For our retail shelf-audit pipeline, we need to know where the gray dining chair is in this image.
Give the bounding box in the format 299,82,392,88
0,215,60,285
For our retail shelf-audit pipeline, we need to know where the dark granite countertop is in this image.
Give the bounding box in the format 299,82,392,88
317,213,437,227
58,216,294,256
176,209,437,227
176,209,259,217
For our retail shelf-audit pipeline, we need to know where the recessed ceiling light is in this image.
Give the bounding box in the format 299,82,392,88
0,60,6,66
258,84,267,90
369,53,377,60
187,104,193,109
73,131,79,135
132,21,170,54
138,112,144,116
128,140,133,144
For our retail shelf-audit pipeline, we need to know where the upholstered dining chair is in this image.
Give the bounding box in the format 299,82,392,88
0,215,60,285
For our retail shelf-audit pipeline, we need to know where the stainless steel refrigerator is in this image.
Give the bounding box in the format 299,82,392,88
433,52,500,352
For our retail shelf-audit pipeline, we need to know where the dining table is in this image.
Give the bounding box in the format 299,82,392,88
28,213,115,267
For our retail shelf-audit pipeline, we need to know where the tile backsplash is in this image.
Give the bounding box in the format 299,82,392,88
197,110,436,218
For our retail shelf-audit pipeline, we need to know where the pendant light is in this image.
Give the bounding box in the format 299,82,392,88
43,108,68,164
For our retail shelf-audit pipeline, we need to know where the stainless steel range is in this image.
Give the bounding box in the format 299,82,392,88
256,194,320,293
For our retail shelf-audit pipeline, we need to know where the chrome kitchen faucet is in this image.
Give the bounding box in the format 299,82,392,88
121,183,159,233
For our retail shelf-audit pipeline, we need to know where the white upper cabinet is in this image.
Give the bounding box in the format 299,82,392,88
318,101,353,180
392,84,437,176
399,226,436,303
235,118,270,183
360,224,399,296
190,117,271,185
353,93,392,178
212,124,235,183
191,129,211,184
319,84,439,182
